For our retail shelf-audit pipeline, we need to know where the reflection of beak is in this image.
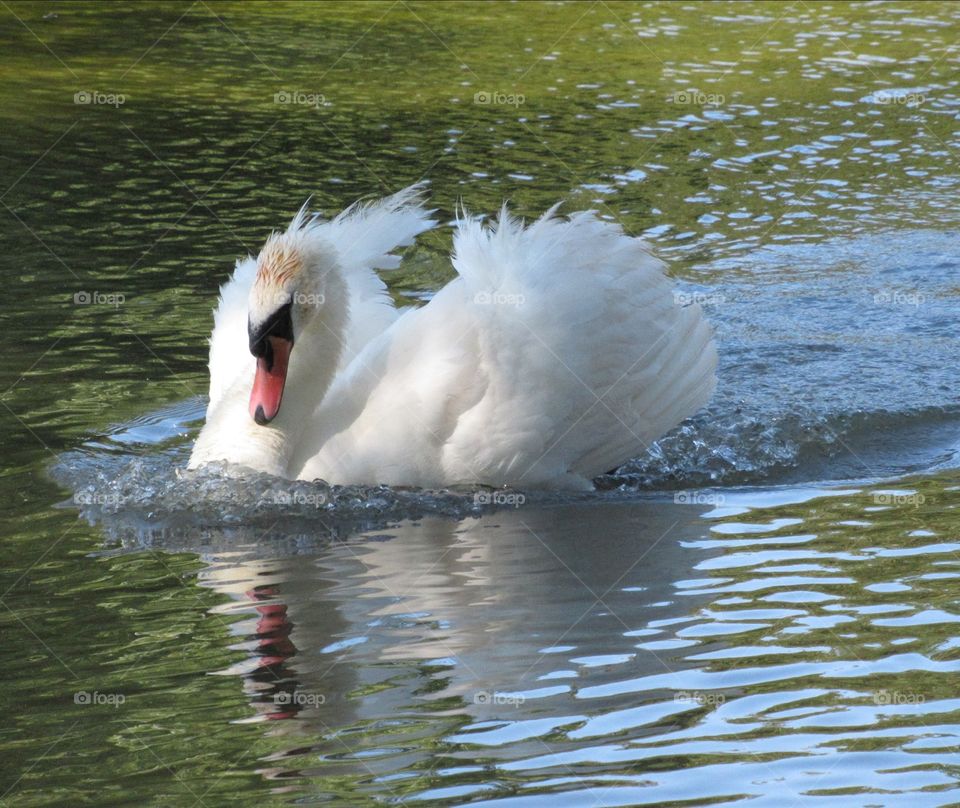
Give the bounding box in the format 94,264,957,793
248,302,293,425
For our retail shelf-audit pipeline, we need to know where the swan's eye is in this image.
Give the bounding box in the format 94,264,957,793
250,333,273,364
249,300,294,358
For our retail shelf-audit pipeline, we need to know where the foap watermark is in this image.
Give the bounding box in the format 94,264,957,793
675,690,726,706
474,290,526,307
269,489,329,508
74,290,125,307
474,690,524,707
74,690,125,708
669,91,725,106
674,491,726,507
873,491,926,508
274,90,325,108
474,90,525,107
274,290,325,308
274,690,326,707
73,490,127,508
674,290,725,307
474,490,526,508
74,90,125,107
873,689,925,706
874,90,925,107
873,289,926,307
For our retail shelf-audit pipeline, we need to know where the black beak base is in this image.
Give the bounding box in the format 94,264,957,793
248,301,294,370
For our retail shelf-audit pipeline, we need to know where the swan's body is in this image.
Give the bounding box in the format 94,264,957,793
189,186,717,489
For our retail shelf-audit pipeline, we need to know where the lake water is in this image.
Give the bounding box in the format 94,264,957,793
2,1,960,805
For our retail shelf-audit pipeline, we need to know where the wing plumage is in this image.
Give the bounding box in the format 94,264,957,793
441,206,717,485
294,205,716,487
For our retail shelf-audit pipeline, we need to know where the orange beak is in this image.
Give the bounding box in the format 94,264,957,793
249,336,292,425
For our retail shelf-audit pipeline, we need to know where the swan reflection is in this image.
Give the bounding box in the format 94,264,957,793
193,501,714,754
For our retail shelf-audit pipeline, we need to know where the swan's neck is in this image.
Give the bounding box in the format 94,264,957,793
190,261,349,477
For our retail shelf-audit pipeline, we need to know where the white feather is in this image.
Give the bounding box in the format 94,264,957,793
192,189,717,489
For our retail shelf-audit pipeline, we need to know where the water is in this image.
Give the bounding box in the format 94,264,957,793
2,1,960,805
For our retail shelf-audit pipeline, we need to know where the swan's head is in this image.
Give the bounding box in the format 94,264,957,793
246,210,343,426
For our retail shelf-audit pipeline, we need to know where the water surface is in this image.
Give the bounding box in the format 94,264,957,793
1,1,959,805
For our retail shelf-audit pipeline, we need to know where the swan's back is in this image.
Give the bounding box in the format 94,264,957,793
296,205,716,489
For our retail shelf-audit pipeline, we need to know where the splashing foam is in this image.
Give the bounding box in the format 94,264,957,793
603,405,960,490
51,399,960,545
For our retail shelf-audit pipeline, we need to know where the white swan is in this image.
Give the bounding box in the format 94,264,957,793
188,185,717,489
